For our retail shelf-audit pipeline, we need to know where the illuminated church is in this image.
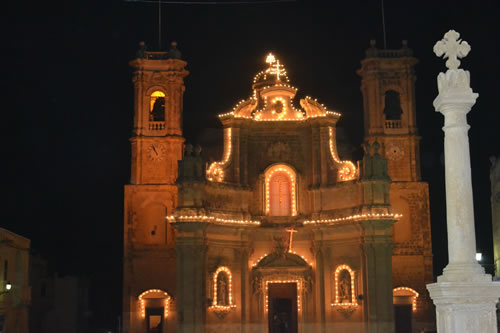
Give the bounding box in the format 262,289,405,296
123,41,434,333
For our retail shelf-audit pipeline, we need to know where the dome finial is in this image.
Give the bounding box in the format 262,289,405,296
266,53,276,65
264,53,285,82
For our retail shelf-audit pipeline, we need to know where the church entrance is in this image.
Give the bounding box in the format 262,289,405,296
394,304,412,333
146,307,163,333
268,282,298,333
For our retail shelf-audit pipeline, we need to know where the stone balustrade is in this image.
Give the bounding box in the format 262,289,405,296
149,121,165,131
385,120,402,129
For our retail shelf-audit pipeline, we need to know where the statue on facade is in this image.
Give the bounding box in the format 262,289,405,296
217,273,229,306
338,271,351,303
136,41,147,59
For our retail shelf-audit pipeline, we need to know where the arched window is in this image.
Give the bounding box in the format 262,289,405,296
150,91,166,121
332,265,357,306
384,90,403,121
211,266,235,309
265,165,297,216
270,172,291,216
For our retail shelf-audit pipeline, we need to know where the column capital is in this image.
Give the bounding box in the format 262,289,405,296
434,69,478,114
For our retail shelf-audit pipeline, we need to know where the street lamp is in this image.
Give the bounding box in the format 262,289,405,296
0,281,11,295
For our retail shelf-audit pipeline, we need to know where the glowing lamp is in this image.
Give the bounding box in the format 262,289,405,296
476,253,482,261
5,282,11,291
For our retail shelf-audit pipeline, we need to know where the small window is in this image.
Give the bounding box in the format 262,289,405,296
384,90,403,120
150,91,166,121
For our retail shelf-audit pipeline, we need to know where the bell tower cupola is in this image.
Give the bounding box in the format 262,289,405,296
358,40,421,182
128,41,189,185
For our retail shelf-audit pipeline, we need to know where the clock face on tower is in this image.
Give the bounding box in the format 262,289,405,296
386,143,405,161
147,143,167,161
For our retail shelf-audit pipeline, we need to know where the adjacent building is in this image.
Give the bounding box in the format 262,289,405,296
0,228,30,333
29,255,90,333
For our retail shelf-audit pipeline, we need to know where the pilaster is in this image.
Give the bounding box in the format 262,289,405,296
175,223,208,333
360,220,395,333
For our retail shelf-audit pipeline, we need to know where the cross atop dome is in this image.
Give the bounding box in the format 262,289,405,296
253,53,289,86
265,53,286,81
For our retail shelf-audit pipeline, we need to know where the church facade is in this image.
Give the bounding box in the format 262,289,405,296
122,41,434,333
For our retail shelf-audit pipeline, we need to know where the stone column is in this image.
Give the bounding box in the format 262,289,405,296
426,30,500,333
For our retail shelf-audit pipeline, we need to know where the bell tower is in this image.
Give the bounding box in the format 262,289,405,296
358,40,420,182
123,41,188,333
129,41,188,185
358,41,434,325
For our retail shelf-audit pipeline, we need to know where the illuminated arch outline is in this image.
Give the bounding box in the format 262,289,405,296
206,128,232,182
328,127,357,181
265,164,297,216
138,289,171,318
211,266,236,310
332,265,357,306
393,286,419,311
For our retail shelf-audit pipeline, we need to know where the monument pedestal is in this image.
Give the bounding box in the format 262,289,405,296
427,278,500,333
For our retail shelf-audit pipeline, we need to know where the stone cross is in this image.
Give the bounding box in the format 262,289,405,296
286,228,297,253
433,30,471,70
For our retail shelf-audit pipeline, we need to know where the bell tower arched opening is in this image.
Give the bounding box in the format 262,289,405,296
150,91,166,122
383,90,403,121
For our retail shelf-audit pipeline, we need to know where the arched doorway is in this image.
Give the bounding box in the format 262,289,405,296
393,287,418,333
252,252,311,333
138,289,171,333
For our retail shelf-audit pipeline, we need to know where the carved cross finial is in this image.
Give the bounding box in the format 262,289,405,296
265,53,285,81
434,30,471,70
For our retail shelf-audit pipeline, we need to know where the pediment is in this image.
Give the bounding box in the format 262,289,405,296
255,252,308,268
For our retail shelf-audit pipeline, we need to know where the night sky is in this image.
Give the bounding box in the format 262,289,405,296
12,0,500,329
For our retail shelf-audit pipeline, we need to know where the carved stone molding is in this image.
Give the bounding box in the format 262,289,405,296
334,304,357,318
267,141,292,161
209,306,235,320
